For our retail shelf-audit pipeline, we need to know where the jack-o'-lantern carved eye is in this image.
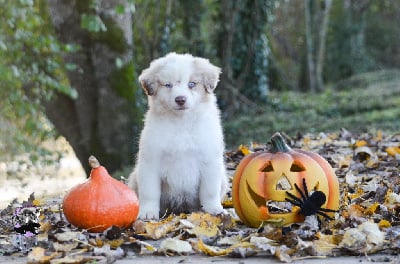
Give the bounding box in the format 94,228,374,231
290,161,306,172
260,161,273,172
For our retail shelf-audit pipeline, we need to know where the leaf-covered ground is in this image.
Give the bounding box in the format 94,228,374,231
1,130,400,263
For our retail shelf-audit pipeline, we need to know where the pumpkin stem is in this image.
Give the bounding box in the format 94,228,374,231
270,132,292,153
88,155,101,169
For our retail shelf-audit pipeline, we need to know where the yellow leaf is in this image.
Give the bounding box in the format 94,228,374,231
385,146,400,156
186,212,221,237
138,240,156,251
378,219,391,229
106,238,124,249
197,239,253,257
365,203,379,215
197,239,231,256
375,130,383,141
145,215,179,240
32,199,43,206
238,144,251,155
348,188,364,200
354,140,367,148
261,217,286,227
302,136,311,147
221,197,233,208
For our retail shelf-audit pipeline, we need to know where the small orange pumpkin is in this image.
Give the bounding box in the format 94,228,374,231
63,156,139,232
232,133,339,227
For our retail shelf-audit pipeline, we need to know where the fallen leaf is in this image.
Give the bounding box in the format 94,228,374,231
50,255,86,264
54,231,84,242
106,238,125,249
27,247,58,263
249,236,276,254
353,140,368,148
238,144,252,155
378,219,391,229
186,212,221,238
274,245,292,263
385,146,400,156
93,244,125,260
159,238,192,254
144,215,179,240
53,242,79,252
197,239,231,256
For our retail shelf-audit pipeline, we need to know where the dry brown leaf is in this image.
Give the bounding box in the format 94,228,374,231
159,238,192,254
274,245,292,263
54,231,83,242
312,236,337,256
145,215,179,239
186,212,221,238
53,242,79,252
27,247,58,263
51,256,83,264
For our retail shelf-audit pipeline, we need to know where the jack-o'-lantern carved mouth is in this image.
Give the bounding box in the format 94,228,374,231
247,181,294,214
247,174,317,214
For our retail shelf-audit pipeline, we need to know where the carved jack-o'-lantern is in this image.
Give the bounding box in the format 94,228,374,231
232,133,339,227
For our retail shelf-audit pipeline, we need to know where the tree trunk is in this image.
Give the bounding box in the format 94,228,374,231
316,0,332,92
46,0,142,174
304,0,316,92
214,0,269,113
304,0,332,92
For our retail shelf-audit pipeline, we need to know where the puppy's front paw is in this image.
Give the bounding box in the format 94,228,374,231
201,203,225,215
139,210,159,220
139,204,160,220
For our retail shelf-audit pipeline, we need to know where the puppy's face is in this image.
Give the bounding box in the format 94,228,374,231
139,53,221,114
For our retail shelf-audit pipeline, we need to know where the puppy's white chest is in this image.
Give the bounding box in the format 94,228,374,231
161,149,201,194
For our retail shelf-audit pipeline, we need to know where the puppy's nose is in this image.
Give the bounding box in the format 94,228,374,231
175,96,187,106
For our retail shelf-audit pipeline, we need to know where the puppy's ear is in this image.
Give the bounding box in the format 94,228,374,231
194,58,222,93
138,67,157,96
140,79,155,96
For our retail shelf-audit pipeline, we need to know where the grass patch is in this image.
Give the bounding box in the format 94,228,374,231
223,70,400,147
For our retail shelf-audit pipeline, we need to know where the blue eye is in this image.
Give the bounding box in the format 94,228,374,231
165,83,173,88
188,81,196,89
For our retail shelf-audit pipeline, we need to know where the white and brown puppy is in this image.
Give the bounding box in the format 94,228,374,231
128,52,227,219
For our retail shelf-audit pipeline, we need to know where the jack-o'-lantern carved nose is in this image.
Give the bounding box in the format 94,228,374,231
276,175,291,190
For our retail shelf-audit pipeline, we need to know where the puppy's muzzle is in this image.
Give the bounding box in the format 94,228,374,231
175,96,187,107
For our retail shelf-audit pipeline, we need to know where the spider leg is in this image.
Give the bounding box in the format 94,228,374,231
285,197,302,207
316,210,334,220
318,207,338,213
302,178,310,199
294,182,308,201
285,191,303,204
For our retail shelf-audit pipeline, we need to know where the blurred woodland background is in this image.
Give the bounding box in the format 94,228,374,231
0,0,399,174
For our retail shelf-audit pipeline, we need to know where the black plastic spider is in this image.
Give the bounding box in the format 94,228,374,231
285,178,337,220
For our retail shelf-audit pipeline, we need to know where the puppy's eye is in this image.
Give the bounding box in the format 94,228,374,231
164,83,173,88
188,81,196,89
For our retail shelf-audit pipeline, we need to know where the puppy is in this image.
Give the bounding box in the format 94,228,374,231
128,52,227,219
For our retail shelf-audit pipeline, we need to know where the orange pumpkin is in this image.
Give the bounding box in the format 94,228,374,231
232,133,339,227
63,156,139,232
